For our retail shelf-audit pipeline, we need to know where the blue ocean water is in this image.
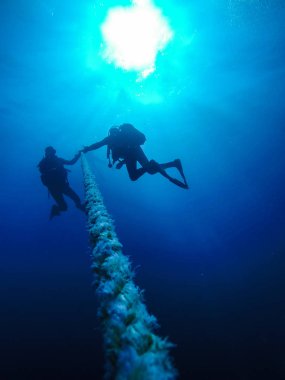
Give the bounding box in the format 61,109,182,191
1,1,285,379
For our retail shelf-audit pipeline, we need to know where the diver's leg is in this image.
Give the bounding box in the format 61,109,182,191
136,147,149,167
135,147,182,182
160,162,174,169
63,186,81,205
125,147,149,181
63,186,86,213
148,160,175,180
48,187,67,210
125,157,147,180
48,187,67,219
125,148,188,188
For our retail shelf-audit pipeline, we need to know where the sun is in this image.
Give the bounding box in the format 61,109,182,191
100,0,173,78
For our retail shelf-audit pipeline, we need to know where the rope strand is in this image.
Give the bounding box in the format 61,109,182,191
81,154,178,380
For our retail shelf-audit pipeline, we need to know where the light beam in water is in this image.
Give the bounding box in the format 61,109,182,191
100,0,173,79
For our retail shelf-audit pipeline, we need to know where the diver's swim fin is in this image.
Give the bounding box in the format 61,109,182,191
169,177,189,189
173,159,189,188
174,159,187,181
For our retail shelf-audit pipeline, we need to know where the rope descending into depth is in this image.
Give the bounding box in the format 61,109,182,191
81,154,178,380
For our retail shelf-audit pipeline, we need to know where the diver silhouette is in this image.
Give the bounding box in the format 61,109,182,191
81,124,188,189
38,146,85,219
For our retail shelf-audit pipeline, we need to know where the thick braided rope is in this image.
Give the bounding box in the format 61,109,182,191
81,154,177,380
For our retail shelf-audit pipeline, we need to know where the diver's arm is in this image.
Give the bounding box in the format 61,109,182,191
60,152,81,165
82,137,109,153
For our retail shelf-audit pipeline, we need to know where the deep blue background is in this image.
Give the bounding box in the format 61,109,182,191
1,1,285,379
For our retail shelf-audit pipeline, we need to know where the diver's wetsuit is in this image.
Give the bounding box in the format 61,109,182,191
38,154,84,217
83,130,188,188
84,136,152,180
47,181,81,212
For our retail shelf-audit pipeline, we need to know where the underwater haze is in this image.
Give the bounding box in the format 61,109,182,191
1,0,285,379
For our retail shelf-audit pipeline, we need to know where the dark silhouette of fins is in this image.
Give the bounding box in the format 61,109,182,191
173,159,189,188
169,177,189,189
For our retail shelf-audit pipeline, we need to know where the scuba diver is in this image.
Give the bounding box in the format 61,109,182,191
81,123,188,189
38,146,85,219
